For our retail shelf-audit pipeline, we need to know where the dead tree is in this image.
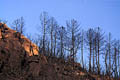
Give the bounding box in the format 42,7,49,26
85,28,95,72
53,24,59,57
12,17,25,34
81,29,84,68
39,12,49,55
113,41,117,79
95,27,105,74
57,26,67,58
104,33,113,76
66,19,81,68
112,40,120,79
48,17,58,56
118,40,120,78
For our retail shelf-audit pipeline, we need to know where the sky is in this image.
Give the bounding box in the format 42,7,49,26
1,0,120,38
1,0,120,66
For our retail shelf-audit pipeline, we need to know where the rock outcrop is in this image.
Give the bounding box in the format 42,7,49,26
0,23,39,56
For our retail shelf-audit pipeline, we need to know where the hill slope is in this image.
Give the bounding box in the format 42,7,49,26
0,23,113,80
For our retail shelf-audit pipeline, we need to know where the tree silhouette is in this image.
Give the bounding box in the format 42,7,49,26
66,19,81,68
39,12,49,55
12,17,25,35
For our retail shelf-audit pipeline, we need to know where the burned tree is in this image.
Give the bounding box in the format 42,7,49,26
57,26,67,58
103,32,115,77
66,19,81,68
81,29,84,68
12,17,25,34
39,12,49,55
48,17,58,56
85,28,95,72
95,27,105,74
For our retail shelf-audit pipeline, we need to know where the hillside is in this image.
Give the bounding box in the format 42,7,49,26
0,23,114,80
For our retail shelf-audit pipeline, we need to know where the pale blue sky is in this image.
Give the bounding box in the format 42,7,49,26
1,0,120,39
1,0,120,66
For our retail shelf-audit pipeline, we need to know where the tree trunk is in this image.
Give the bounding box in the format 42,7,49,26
54,32,56,56
108,33,111,76
81,31,84,68
105,49,108,75
97,39,100,74
89,42,92,72
93,47,95,73
43,17,46,55
51,27,53,56
114,47,117,79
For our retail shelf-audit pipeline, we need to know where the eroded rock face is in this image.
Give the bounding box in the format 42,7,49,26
0,23,39,56
22,38,39,56
0,23,43,79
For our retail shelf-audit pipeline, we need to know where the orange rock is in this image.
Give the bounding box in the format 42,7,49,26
0,23,39,56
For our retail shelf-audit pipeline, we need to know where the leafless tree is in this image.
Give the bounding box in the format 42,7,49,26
81,29,84,68
113,40,118,79
111,39,120,79
85,28,95,72
48,17,58,56
66,19,81,68
57,26,67,58
39,12,49,55
95,27,105,74
104,33,113,76
53,23,59,57
118,40,120,78
12,17,25,34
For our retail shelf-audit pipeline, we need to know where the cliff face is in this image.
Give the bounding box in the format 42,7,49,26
0,23,48,80
0,23,39,56
0,23,113,80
